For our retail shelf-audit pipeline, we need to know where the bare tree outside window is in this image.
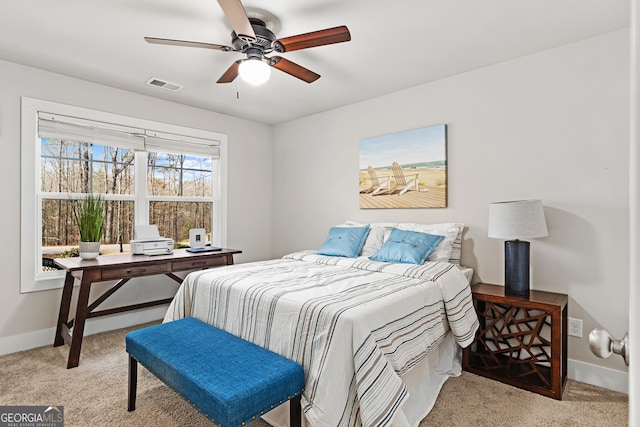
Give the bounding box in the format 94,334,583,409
147,151,213,245
40,138,135,263
39,139,215,271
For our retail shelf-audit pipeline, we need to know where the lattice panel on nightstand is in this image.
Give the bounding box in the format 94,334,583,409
463,283,568,399
473,301,553,387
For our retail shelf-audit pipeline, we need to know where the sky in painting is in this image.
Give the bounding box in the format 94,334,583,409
359,124,446,169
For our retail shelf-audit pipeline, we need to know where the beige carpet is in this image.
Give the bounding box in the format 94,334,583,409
0,323,628,427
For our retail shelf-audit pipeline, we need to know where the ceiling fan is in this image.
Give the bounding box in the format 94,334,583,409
144,0,351,85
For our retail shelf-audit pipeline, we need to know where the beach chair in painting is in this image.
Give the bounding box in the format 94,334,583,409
392,162,426,195
360,166,391,195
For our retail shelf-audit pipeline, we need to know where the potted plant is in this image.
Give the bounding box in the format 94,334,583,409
72,194,105,260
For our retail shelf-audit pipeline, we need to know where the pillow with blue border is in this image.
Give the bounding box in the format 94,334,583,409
317,225,370,258
369,228,444,264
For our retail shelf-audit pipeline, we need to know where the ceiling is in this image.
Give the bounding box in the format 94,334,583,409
0,1,630,125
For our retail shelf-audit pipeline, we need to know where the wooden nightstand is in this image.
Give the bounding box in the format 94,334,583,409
462,283,568,399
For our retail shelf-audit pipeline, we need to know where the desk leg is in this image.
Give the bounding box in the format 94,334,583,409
54,272,75,347
66,272,94,369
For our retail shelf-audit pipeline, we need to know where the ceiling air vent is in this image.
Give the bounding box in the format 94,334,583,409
145,78,183,92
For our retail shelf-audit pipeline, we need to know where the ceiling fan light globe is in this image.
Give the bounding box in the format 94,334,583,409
239,59,271,85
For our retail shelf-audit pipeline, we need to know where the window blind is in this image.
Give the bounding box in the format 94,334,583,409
38,112,220,159
38,112,145,150
144,130,221,158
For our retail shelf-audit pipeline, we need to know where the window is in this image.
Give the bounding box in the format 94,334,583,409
145,132,217,245
21,97,227,292
40,137,136,257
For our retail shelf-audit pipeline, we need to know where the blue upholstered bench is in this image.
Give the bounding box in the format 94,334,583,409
126,317,305,427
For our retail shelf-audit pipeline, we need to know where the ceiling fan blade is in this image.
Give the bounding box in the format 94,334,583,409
275,26,351,53
217,60,241,83
216,0,256,43
145,37,232,51
269,57,320,83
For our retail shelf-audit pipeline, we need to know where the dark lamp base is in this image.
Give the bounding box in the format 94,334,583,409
505,240,530,297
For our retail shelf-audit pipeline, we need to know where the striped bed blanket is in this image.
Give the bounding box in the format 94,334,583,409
164,251,479,427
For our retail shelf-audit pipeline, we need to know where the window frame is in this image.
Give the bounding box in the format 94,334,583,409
20,97,228,293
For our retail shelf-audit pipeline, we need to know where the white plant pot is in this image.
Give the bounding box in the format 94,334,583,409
79,241,101,260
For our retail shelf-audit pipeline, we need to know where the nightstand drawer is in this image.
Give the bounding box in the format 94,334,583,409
101,263,169,280
172,256,228,271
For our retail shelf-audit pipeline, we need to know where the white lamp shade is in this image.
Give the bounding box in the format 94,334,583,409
239,59,271,85
488,199,548,240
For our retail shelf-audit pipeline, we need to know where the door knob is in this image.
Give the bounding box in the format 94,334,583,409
588,328,629,366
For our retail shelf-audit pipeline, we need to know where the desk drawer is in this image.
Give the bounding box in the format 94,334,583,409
101,263,169,280
172,256,228,271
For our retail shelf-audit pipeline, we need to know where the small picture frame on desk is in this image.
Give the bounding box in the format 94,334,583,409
189,228,206,248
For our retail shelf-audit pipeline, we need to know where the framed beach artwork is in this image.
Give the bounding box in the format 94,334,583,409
359,124,447,209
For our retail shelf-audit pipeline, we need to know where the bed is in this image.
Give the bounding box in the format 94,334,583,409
163,222,479,427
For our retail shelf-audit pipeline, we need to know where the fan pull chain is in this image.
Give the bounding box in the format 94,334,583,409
236,77,241,99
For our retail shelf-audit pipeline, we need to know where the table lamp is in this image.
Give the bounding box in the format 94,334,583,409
488,200,548,296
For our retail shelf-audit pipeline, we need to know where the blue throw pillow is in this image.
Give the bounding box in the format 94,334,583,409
370,228,444,264
317,225,370,258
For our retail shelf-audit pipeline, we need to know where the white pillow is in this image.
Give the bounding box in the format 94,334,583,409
342,221,397,257
448,231,463,265
397,222,464,263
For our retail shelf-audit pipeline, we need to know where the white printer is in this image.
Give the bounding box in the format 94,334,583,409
130,225,174,256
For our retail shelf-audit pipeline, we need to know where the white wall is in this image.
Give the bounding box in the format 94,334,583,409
272,29,630,379
0,59,272,345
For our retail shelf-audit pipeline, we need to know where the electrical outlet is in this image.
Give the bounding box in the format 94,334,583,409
568,317,583,338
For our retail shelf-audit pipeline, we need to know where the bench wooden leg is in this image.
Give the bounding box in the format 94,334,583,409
128,355,137,411
290,395,301,427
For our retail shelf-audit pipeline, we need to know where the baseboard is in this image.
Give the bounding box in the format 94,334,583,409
568,358,629,394
0,306,167,357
